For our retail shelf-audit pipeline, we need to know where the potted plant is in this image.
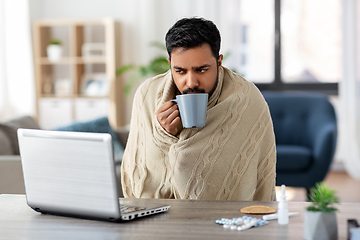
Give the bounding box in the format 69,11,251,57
303,182,339,240
47,39,63,62
116,42,170,96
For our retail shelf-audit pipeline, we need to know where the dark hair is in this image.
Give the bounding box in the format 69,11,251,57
165,17,221,60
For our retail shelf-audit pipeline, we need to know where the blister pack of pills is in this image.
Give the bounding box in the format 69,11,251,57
214,216,268,231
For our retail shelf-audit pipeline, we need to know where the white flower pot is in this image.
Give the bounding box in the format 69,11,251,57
303,211,338,240
46,44,62,62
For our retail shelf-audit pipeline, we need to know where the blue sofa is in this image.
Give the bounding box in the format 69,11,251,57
262,92,337,194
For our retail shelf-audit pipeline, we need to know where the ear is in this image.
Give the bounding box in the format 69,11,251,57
167,58,171,66
217,54,223,70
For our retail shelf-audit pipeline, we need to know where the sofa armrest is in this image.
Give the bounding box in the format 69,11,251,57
0,116,40,155
0,157,25,194
313,123,337,164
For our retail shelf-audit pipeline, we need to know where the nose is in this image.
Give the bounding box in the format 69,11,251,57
186,72,199,89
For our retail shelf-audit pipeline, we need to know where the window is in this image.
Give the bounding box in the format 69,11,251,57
281,0,342,84
233,0,274,83
240,0,341,95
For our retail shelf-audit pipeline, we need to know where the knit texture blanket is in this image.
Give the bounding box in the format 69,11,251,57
121,66,276,201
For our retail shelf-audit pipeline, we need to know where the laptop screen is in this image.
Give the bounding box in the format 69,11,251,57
17,129,121,220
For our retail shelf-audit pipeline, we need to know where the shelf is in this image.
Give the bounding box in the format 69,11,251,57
40,94,72,98
38,57,107,65
75,57,107,64
33,18,123,128
39,57,74,65
34,18,113,27
74,94,109,98
39,94,108,99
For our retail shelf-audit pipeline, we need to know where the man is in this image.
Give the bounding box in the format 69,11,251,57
121,17,276,201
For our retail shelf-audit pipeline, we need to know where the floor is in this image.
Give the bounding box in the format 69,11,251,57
277,171,360,203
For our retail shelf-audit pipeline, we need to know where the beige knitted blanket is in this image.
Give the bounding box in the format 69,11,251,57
121,66,276,201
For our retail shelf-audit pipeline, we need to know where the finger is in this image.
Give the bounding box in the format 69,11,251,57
158,104,178,120
158,108,179,128
167,116,181,136
169,116,181,128
165,104,179,116
156,101,177,114
166,109,180,124
156,108,176,127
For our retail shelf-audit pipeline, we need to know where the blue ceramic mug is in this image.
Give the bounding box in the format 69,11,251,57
171,93,208,128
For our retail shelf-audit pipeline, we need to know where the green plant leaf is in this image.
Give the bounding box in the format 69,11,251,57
49,39,61,45
116,64,136,75
116,41,170,96
306,182,339,212
149,57,170,75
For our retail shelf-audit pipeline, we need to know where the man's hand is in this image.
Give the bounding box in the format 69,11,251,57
156,101,181,136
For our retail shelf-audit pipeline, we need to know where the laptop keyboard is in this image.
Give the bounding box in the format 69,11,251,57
120,204,146,214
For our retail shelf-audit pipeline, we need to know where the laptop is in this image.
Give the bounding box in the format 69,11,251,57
17,128,170,222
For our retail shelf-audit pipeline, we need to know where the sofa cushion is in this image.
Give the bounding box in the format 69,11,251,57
276,145,313,172
0,116,40,155
54,116,124,162
0,128,14,155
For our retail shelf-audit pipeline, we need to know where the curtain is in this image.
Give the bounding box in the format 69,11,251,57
0,0,35,122
0,0,8,121
341,0,360,179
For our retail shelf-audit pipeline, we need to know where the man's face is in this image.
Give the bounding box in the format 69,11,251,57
167,43,223,95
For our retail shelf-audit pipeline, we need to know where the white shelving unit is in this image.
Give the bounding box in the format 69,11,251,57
33,18,123,129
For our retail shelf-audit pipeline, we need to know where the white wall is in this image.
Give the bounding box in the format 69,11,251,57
0,0,35,122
